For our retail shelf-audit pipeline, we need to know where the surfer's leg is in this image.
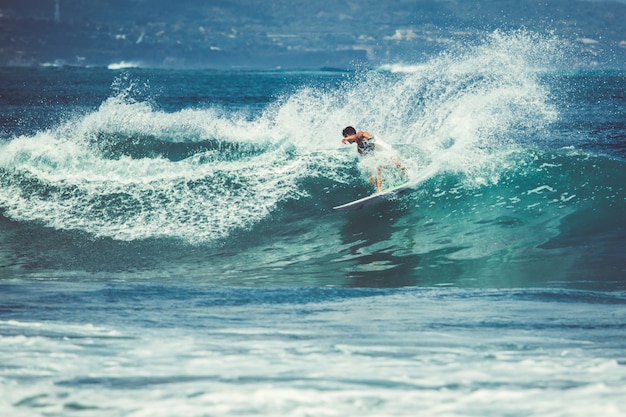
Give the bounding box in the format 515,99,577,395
376,166,383,193
393,158,408,178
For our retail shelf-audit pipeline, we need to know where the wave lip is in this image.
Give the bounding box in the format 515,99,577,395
0,124,308,244
0,30,604,248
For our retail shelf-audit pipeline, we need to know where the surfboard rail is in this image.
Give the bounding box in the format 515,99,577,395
333,164,439,211
332,182,414,211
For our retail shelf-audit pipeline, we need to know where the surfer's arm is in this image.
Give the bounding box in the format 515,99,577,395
342,131,373,144
358,131,374,141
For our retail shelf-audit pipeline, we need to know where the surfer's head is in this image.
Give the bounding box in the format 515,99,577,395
342,126,356,137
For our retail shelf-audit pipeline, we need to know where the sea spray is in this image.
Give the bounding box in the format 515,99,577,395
345,30,561,185
0,31,578,245
266,30,562,186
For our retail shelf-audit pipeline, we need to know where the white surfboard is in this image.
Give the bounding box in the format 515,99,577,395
333,182,414,211
333,164,439,211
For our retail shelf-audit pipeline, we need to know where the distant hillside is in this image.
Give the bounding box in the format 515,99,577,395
1,0,625,69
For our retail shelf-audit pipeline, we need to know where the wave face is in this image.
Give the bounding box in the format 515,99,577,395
1,31,625,287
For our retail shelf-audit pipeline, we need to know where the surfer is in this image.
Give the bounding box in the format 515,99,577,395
341,126,376,156
341,126,407,193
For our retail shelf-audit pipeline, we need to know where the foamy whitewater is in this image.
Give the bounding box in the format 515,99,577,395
1,31,625,416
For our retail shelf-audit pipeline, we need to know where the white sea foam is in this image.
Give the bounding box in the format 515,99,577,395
107,61,141,70
0,30,562,244
1,288,624,416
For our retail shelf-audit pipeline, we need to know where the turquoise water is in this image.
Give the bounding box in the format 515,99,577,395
1,31,625,416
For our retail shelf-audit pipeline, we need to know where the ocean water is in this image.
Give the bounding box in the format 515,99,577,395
1,31,625,416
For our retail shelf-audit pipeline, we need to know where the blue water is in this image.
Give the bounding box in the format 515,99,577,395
1,31,625,416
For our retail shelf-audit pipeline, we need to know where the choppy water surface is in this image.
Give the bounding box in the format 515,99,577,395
1,31,625,416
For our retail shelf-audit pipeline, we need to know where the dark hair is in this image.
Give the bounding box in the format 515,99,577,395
342,126,356,137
